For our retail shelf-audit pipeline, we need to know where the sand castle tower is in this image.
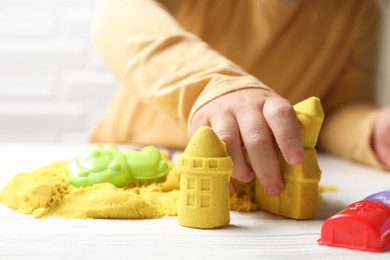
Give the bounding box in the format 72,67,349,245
177,126,232,229
255,97,324,219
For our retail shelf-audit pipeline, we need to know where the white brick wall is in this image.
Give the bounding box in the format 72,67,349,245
0,0,389,143
0,0,117,143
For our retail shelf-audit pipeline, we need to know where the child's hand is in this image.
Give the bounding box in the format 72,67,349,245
372,106,390,169
190,88,304,195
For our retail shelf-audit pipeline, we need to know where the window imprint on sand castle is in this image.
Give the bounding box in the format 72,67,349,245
208,159,218,168
185,177,212,208
200,178,211,207
193,159,203,167
186,177,196,207
187,177,196,190
200,195,210,208
200,178,210,191
187,194,195,207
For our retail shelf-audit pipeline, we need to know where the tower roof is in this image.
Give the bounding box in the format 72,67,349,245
184,126,228,158
293,96,324,148
293,96,324,119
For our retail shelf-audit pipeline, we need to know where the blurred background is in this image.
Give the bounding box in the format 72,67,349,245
0,0,389,143
0,0,116,143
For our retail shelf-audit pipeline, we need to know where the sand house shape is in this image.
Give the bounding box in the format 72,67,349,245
177,126,232,229
255,97,324,219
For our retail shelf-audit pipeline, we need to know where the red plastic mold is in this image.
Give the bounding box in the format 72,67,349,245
318,200,390,252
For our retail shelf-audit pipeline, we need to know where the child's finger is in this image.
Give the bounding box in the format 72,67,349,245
237,109,283,196
263,97,304,165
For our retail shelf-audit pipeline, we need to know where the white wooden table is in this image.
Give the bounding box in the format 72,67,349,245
1,144,390,259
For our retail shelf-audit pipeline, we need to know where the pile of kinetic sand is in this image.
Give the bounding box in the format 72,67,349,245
0,161,256,219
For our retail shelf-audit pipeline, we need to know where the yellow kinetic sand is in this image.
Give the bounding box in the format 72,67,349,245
293,96,325,149
255,97,324,219
0,144,250,220
177,126,232,229
0,147,179,219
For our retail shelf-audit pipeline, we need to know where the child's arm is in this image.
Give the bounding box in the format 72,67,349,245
91,0,269,129
318,1,383,169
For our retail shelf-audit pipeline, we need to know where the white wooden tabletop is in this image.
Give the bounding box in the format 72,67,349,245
1,143,390,259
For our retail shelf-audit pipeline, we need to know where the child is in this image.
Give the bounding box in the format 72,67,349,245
90,0,390,195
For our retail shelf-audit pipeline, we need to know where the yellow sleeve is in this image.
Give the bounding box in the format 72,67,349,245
91,0,269,130
318,0,383,168
319,104,382,168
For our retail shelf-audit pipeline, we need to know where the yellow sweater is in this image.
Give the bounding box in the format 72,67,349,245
90,0,383,168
